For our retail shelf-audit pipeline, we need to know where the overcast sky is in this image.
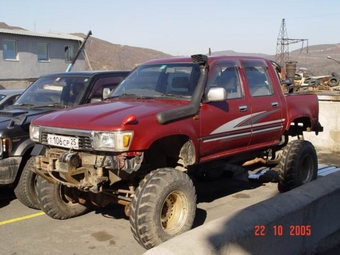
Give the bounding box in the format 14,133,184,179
1,0,340,56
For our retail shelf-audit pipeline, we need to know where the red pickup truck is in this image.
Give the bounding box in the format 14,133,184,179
29,54,322,249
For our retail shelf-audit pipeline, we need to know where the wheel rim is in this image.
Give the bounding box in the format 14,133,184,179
300,155,314,183
161,190,188,234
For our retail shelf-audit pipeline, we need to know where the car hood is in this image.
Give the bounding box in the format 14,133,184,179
31,99,190,130
0,108,54,124
0,107,57,137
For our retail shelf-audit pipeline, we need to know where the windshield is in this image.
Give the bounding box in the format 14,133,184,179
14,76,90,108
111,63,200,99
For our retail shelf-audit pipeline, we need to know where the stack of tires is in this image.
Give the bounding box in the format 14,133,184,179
328,72,340,87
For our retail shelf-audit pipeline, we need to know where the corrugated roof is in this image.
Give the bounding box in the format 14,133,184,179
0,28,83,42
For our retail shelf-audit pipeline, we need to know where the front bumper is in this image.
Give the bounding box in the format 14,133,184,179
0,157,22,185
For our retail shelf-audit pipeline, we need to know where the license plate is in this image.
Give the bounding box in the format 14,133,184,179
47,134,79,149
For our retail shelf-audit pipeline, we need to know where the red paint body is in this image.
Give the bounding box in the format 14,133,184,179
31,55,321,164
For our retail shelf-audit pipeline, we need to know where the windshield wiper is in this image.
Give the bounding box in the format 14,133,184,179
155,94,190,98
30,104,69,109
110,93,154,99
11,103,35,107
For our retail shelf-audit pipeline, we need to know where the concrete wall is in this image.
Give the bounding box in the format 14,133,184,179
304,94,340,152
0,34,86,81
144,171,340,255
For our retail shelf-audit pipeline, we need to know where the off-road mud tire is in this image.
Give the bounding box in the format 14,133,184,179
129,168,196,249
14,157,40,209
36,175,89,220
278,140,317,193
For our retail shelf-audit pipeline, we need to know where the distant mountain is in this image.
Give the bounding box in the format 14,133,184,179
75,34,172,71
2,22,340,76
0,22,26,30
289,44,340,75
211,50,271,59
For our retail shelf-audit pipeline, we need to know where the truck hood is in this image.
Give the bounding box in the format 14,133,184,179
0,107,56,137
31,99,190,130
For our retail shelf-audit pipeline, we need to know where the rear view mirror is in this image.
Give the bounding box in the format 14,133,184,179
103,88,111,100
206,87,227,102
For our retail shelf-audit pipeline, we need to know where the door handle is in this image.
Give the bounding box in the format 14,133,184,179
272,102,278,107
239,105,248,112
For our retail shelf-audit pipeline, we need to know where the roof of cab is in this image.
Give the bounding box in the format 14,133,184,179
143,55,269,65
40,70,131,78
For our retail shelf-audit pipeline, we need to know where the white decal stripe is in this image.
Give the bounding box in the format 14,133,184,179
252,119,285,128
211,114,284,135
252,126,283,134
211,112,261,134
203,131,251,143
204,124,283,144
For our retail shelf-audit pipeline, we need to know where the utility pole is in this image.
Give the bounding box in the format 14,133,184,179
275,18,309,76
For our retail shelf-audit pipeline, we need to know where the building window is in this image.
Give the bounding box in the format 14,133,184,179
2,39,18,60
37,43,49,61
65,45,75,62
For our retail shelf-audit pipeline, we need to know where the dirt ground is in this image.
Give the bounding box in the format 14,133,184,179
316,149,340,166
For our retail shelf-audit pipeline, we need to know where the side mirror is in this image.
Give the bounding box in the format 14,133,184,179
206,87,227,102
103,88,111,100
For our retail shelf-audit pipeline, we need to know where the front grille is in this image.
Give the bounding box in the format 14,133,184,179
39,127,93,151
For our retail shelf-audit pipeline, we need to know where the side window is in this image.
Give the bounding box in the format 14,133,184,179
64,45,75,62
244,66,273,97
2,39,18,60
210,65,242,99
37,43,49,61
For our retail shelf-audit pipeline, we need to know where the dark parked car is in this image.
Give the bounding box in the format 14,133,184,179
0,89,24,110
0,70,130,210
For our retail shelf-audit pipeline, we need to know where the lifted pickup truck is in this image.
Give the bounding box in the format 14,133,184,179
0,70,130,209
29,55,322,249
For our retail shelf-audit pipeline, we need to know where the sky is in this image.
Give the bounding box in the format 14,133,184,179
1,0,340,56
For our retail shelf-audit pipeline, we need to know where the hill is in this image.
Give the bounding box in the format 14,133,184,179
75,33,172,70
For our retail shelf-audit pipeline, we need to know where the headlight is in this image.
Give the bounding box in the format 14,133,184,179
93,131,133,151
30,125,40,142
0,138,12,156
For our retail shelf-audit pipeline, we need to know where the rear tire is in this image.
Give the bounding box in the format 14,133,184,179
14,157,40,209
129,168,196,249
278,140,317,192
36,176,89,220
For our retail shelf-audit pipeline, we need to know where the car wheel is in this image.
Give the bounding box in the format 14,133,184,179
278,140,317,193
36,175,89,220
14,157,40,209
129,168,196,249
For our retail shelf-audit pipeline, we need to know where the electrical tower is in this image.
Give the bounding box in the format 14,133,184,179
275,18,308,68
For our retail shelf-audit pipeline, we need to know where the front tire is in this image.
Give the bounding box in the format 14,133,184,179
36,176,89,220
278,140,318,192
14,157,40,209
129,168,196,249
